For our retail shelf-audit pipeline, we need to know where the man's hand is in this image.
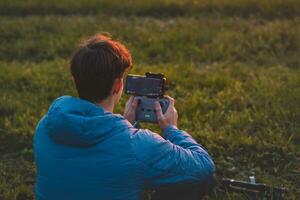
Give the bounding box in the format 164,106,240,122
123,96,138,124
155,96,178,131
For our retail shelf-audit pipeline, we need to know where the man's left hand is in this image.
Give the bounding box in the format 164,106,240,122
123,96,138,124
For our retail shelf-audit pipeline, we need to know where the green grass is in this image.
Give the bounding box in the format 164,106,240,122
0,0,299,199
1,15,300,68
0,0,300,18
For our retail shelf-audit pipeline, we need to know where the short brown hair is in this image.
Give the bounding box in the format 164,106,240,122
70,34,132,102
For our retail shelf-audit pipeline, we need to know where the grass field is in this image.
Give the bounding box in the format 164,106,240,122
0,0,299,199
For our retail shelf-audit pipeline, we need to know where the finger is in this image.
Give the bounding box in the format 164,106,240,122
155,102,168,129
129,96,134,104
131,97,138,109
164,95,175,107
126,96,134,107
164,97,175,113
125,96,132,105
155,101,165,121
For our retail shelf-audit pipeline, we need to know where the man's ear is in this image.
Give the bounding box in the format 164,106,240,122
112,78,123,94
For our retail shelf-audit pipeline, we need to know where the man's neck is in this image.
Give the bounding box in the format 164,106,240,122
97,98,114,113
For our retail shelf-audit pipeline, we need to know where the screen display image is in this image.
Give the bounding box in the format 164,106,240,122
125,75,163,97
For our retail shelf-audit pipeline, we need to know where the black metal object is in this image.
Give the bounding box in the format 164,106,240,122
220,178,287,200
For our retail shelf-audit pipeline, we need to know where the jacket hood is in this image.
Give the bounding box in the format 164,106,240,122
44,96,132,147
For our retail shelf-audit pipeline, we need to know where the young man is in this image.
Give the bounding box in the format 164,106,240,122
34,34,215,200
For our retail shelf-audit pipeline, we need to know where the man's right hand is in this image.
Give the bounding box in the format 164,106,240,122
155,96,178,131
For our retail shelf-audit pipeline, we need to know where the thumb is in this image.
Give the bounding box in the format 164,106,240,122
126,96,134,108
155,101,166,128
131,97,138,110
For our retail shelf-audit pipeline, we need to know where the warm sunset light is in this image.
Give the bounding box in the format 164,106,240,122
0,0,299,200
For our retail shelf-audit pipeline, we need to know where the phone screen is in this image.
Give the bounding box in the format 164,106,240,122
125,75,163,97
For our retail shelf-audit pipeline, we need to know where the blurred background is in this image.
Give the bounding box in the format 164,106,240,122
0,0,299,199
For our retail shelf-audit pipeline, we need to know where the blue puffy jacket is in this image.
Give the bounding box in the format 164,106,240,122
34,96,215,200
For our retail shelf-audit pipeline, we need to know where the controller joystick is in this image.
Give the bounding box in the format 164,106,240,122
159,101,164,108
137,99,142,105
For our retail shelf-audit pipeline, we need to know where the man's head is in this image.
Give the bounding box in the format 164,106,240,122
70,34,132,105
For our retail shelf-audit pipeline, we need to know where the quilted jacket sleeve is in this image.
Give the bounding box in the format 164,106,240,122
130,125,215,188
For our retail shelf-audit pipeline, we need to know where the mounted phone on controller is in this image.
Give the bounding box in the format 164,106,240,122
125,72,169,123
125,72,167,97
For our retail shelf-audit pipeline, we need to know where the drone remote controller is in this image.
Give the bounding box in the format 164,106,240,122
125,72,169,123
135,97,169,123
